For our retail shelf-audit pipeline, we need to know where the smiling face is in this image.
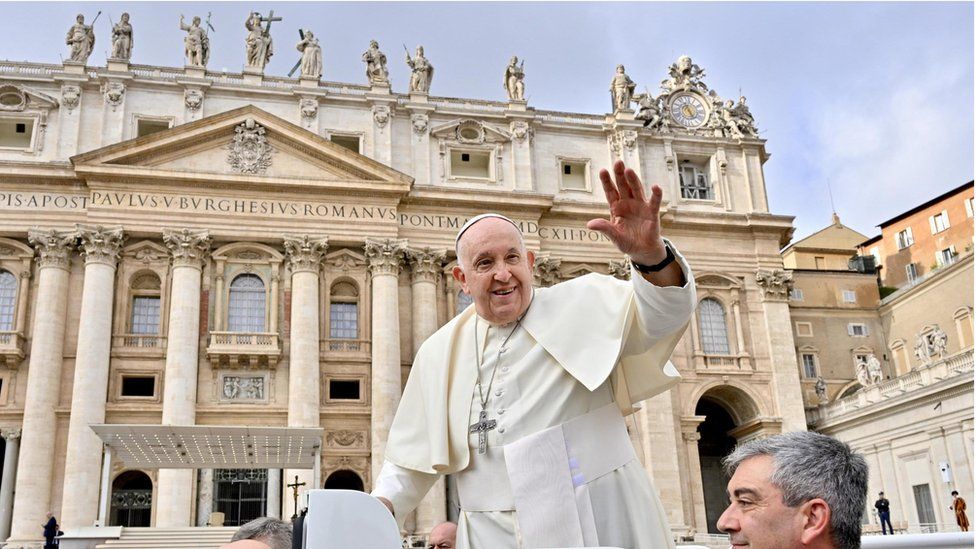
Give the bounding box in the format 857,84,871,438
717,455,804,548
453,218,534,326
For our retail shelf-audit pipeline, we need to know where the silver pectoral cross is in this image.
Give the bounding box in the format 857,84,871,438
469,409,497,455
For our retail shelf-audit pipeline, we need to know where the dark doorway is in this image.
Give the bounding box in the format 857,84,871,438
110,471,153,527
214,469,267,526
696,398,738,534
323,469,364,491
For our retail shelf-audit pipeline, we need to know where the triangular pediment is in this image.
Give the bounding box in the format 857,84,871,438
70,105,412,189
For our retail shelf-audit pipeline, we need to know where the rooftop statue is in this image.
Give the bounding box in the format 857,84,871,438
110,12,133,61
362,40,390,86
245,10,279,71
504,56,525,101
609,64,636,112
405,45,433,93
180,14,211,67
661,55,707,93
65,13,96,64
296,30,322,79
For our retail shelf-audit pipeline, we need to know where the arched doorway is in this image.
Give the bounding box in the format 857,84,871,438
323,469,364,491
696,398,737,534
110,471,153,527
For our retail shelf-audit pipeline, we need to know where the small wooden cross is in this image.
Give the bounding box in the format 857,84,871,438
259,9,282,35
287,474,306,519
468,409,497,455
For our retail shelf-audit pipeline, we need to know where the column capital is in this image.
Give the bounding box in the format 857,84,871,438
607,258,631,281
755,269,794,302
162,228,212,269
2,429,21,442
682,431,701,443
364,237,407,277
533,253,562,287
283,235,329,274
76,224,125,267
27,228,77,270
406,247,446,284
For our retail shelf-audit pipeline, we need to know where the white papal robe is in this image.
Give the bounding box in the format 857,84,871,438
372,242,696,548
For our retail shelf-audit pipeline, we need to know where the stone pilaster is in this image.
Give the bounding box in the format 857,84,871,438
195,469,213,526
266,469,281,519
61,226,125,529
283,235,328,516
754,269,806,431
8,229,76,546
0,430,22,541
680,424,708,533
156,228,211,527
365,238,407,478
407,247,448,533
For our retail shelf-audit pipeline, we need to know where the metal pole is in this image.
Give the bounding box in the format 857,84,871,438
98,444,113,526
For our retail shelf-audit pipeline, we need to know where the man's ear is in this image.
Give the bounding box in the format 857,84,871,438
452,265,467,293
799,498,831,545
527,249,535,267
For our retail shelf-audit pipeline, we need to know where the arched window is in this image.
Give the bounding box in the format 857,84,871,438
698,298,730,354
0,270,16,331
110,470,152,527
456,291,473,315
329,281,359,340
228,274,266,332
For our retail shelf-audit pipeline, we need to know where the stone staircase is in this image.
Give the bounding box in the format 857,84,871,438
94,527,237,549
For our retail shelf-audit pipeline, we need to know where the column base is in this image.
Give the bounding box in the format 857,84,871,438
3,538,45,549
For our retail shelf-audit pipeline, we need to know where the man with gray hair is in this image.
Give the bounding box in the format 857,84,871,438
226,517,292,549
718,431,867,549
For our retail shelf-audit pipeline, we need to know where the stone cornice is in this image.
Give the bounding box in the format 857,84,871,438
283,235,329,274
76,224,124,267
27,228,76,270
406,247,446,283
162,228,212,269
364,237,407,277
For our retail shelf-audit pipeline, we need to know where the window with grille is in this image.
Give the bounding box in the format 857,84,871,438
214,469,267,527
698,298,730,354
329,302,358,339
800,354,817,378
0,270,16,331
456,291,473,315
789,288,804,301
896,227,914,249
679,164,712,200
130,296,160,335
228,274,266,332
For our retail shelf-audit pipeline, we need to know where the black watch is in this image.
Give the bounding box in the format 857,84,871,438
631,245,675,274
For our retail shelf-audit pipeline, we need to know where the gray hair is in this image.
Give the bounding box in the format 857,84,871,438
231,517,292,549
723,431,867,549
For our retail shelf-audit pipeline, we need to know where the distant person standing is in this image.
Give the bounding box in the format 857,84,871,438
42,512,59,549
874,492,893,535
950,490,969,532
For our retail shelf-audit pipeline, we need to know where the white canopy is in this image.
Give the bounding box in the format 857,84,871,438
90,424,323,469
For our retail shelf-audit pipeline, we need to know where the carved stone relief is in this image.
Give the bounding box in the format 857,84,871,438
755,269,793,301
227,118,274,175
410,113,428,136
364,238,407,276
533,254,562,287
326,430,366,448
184,88,204,111
221,375,266,400
510,120,533,143
372,105,391,129
299,98,318,123
608,259,631,280
102,81,126,109
61,85,81,111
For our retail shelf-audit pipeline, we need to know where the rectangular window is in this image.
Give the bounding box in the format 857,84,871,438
801,354,817,378
912,484,937,527
842,290,856,303
450,149,491,179
120,375,156,398
330,134,360,153
789,288,804,301
848,323,868,337
929,210,950,234
679,164,713,200
329,302,358,339
965,197,973,218
795,322,813,337
0,117,34,148
328,379,361,400
869,246,881,266
559,159,589,191
136,118,171,138
936,246,957,267
906,263,918,283
896,227,914,249
130,296,161,335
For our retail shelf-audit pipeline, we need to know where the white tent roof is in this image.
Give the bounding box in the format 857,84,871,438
90,425,323,469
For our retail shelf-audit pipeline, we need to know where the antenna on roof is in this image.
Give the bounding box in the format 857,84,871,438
826,178,840,224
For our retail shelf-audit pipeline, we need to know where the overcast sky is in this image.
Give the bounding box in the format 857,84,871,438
4,2,973,241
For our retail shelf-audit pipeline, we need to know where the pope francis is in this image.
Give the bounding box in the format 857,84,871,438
371,161,697,548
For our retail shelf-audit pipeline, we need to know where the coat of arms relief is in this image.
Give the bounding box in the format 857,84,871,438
227,118,275,174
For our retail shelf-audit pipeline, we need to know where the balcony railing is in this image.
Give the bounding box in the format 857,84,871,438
0,331,25,366
320,339,371,361
207,331,281,368
807,347,973,425
113,334,166,349
695,353,752,371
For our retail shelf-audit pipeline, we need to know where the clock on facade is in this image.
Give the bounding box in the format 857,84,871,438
669,93,708,128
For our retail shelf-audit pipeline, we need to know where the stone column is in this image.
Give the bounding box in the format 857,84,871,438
0,430,22,541
155,228,211,527
364,238,407,478
8,229,76,547
195,469,214,526
283,235,327,517
60,226,125,528
266,469,281,519
755,270,806,431
407,248,448,534
945,425,974,501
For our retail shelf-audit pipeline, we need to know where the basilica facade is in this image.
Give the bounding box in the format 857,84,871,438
0,41,804,545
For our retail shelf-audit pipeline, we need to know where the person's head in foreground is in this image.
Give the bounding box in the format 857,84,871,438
225,517,292,549
453,214,534,326
427,521,457,549
718,431,867,549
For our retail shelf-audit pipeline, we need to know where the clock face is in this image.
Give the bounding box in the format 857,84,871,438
669,93,708,128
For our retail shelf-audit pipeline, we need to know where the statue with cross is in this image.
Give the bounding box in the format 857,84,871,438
244,10,280,70
287,474,306,519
